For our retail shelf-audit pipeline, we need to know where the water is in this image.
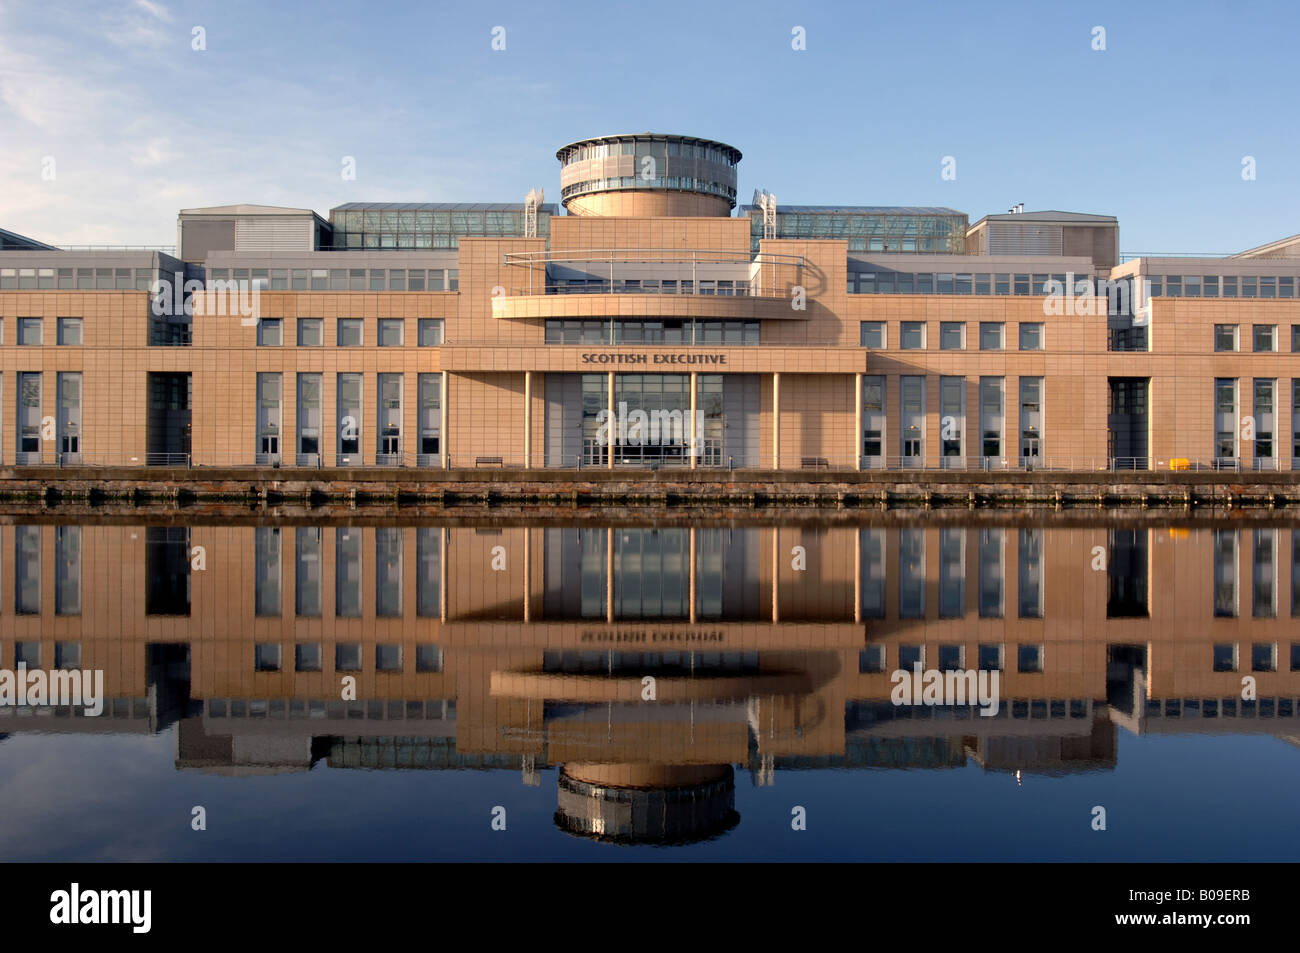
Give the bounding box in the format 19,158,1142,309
0,516,1297,861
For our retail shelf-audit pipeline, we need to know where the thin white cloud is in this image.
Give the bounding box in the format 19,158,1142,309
134,0,174,22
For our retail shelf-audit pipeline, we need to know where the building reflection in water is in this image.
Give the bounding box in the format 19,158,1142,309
0,519,1298,844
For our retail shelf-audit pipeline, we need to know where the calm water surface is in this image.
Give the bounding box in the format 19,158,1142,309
0,516,1297,861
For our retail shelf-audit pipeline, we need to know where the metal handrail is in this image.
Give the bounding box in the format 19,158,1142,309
9,451,1295,473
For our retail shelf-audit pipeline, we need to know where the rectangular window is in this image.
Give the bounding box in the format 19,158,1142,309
337,319,363,346
54,642,81,669
418,318,445,346
1253,529,1276,618
57,372,81,460
1253,324,1276,352
378,318,403,346
295,527,322,617
335,643,362,672
1215,324,1238,351
15,525,40,614
297,373,322,464
295,643,322,672
1017,644,1044,673
898,529,925,618
978,528,1004,618
254,644,281,672
939,322,964,350
979,322,1004,350
377,373,402,462
938,528,965,618
940,376,964,458
57,317,82,345
859,321,885,348
376,527,402,617
858,645,886,673
417,527,442,617
1213,643,1237,672
1214,529,1237,617
256,372,282,463
55,525,80,615
416,645,443,673
376,644,403,672
1018,528,1043,618
859,528,885,618
256,318,282,346
17,372,41,463
335,528,362,618
18,318,42,346
254,526,281,616
1018,323,1043,350
297,318,322,346
1214,378,1237,460
978,644,1004,671
418,373,442,461
900,321,925,349
980,377,1004,459
337,373,362,464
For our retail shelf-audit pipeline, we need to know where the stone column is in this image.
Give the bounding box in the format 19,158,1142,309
523,371,532,468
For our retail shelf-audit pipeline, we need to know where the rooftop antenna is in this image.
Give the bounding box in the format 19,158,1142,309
524,188,543,238
754,189,777,239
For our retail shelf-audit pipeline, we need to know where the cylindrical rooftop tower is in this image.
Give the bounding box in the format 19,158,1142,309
557,133,741,217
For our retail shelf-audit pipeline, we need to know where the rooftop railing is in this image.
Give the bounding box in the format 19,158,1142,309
499,248,807,297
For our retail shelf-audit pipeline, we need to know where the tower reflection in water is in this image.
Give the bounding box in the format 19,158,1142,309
1,519,1298,845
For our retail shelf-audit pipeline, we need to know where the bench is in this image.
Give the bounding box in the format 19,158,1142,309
474,456,505,468
800,457,830,469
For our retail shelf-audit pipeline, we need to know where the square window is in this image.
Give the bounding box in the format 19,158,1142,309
1212,643,1237,672
900,321,925,349
54,642,81,669
860,321,885,348
977,644,1004,671
898,644,924,671
256,318,282,346
1017,644,1044,673
57,318,83,345
254,643,281,672
15,642,40,666
938,644,964,671
335,643,363,671
1251,643,1276,672
377,319,403,347
939,322,964,349
979,322,1004,350
295,643,322,672
1018,323,1043,350
418,319,444,346
1215,324,1238,352
297,318,323,346
1253,325,1276,352
18,318,42,345
416,644,443,673
337,319,363,346
858,645,886,673
376,644,403,672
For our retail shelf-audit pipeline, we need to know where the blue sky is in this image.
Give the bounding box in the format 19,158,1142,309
2,0,1298,253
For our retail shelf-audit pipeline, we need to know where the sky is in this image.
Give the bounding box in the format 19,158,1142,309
2,0,1298,253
